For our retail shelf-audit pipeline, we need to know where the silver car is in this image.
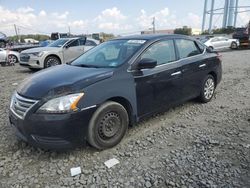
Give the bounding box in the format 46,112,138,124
19,37,99,69
204,37,239,50
0,48,20,64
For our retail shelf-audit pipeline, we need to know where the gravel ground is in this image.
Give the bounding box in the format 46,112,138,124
0,49,249,188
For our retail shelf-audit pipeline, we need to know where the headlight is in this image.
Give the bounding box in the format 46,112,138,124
31,52,44,57
37,93,84,113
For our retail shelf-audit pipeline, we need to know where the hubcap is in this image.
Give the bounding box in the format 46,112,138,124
204,78,215,100
8,55,17,64
98,112,121,139
46,58,59,67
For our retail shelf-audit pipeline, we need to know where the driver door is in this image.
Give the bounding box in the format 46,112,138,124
132,40,184,118
63,39,82,63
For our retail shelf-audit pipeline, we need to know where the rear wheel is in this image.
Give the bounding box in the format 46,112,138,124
44,56,61,68
8,54,18,64
87,101,129,150
199,75,215,103
230,42,237,49
208,46,214,51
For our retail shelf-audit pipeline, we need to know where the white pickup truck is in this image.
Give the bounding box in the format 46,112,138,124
19,37,99,69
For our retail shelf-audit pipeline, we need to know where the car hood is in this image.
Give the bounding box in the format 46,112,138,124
17,65,114,99
21,47,61,53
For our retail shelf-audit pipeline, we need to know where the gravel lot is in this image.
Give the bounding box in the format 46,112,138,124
0,49,249,188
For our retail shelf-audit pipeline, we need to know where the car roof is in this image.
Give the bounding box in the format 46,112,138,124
59,37,97,41
112,34,191,41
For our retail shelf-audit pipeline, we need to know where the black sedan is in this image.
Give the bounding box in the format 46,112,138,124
9,34,222,150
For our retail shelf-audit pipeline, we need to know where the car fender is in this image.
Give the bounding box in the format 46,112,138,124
77,71,138,121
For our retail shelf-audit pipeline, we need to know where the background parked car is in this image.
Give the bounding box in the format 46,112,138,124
233,27,249,40
203,36,239,50
19,37,99,69
0,48,20,65
0,32,8,48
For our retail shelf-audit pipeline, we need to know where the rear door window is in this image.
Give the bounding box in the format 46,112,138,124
141,40,176,65
175,39,201,59
79,38,86,46
85,40,97,46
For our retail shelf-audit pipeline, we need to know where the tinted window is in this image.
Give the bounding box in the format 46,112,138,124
85,40,97,46
68,40,79,47
176,39,201,58
79,38,86,45
141,40,176,65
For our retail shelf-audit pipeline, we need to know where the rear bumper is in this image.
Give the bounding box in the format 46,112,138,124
9,107,97,150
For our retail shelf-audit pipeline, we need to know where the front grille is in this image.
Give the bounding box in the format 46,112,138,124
10,92,38,119
20,53,30,62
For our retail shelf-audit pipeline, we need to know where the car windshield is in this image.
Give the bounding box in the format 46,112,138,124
71,39,146,68
48,39,69,48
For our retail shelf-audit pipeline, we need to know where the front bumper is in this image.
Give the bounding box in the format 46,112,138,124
9,107,97,150
19,58,43,69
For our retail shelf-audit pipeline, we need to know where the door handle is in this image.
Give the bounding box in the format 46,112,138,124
171,71,182,76
199,64,206,68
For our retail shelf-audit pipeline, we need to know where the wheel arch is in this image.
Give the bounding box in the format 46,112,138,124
208,71,217,87
106,96,135,126
8,54,18,63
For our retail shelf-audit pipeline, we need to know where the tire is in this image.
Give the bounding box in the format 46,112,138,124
87,101,129,150
44,56,61,68
8,54,18,64
199,74,215,103
208,46,214,51
230,42,237,49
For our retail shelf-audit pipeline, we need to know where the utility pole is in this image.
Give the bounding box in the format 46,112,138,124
152,17,156,34
234,0,239,28
208,0,215,34
14,24,19,43
202,0,208,32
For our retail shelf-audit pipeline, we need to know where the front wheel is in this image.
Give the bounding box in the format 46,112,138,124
44,56,61,68
199,75,215,103
87,101,129,150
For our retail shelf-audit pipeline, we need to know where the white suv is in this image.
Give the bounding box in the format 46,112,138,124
19,37,99,69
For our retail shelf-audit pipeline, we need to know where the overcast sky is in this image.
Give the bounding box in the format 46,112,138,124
0,0,249,36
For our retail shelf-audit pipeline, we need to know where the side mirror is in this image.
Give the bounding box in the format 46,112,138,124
64,45,69,49
137,58,157,70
